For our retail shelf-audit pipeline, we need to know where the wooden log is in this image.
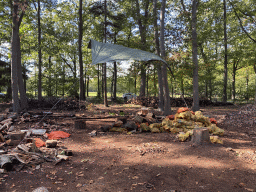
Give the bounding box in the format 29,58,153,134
74,120,86,129
191,128,210,145
46,140,58,148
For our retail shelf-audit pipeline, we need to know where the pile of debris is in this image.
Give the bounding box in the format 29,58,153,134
127,96,233,108
103,107,224,144
0,112,72,173
27,97,86,110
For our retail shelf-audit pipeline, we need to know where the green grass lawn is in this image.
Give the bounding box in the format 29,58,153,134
87,92,123,97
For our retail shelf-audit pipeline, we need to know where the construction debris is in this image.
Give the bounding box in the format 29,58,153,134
107,107,224,144
0,110,73,173
127,96,233,108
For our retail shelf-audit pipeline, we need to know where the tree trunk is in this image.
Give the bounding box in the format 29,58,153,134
134,63,137,95
254,63,256,104
48,56,52,96
232,60,237,102
87,76,89,97
11,0,28,112
113,35,117,101
135,0,149,97
103,0,108,106
79,0,85,100
140,64,146,97
113,61,117,100
153,0,164,111
246,69,249,103
160,0,171,115
37,0,42,101
223,0,228,102
11,9,20,112
17,39,28,110
62,65,65,96
192,0,199,111
97,64,100,97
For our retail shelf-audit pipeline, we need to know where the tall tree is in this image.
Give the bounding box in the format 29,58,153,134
78,0,85,100
11,0,28,112
34,0,42,101
153,0,164,111
160,0,171,115
135,0,150,97
223,0,228,102
192,0,199,111
103,0,108,106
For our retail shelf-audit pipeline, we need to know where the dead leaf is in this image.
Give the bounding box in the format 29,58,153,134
245,188,254,192
76,183,82,187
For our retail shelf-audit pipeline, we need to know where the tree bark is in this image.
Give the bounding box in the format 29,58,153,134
192,0,200,111
17,38,28,110
140,64,146,97
113,61,117,100
37,0,42,101
79,0,85,100
153,0,164,111
103,0,108,106
160,0,171,115
48,56,52,96
232,60,239,102
97,64,100,97
135,0,149,97
11,0,28,112
11,2,20,112
254,63,256,104
113,35,117,101
223,0,228,102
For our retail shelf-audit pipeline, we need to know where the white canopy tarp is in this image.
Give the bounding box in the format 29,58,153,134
88,39,166,65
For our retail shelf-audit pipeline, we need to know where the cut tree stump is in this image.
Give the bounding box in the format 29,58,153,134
74,120,86,129
191,128,210,145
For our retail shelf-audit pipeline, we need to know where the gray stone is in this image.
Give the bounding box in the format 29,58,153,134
133,115,143,124
124,121,137,131
89,130,97,137
191,128,210,145
32,187,49,192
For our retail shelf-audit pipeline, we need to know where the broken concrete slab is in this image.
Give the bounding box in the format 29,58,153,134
31,129,47,136
8,132,26,141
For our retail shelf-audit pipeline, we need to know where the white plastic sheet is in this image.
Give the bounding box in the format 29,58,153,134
89,39,166,65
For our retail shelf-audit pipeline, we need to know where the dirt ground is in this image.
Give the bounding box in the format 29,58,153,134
0,103,256,192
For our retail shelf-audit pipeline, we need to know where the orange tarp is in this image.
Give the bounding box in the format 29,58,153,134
34,138,46,147
46,131,71,140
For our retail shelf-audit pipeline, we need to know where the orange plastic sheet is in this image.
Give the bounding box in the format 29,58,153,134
46,131,71,140
210,118,217,124
167,115,175,120
177,107,189,114
34,138,46,147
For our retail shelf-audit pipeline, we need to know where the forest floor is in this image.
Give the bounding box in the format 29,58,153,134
0,102,256,192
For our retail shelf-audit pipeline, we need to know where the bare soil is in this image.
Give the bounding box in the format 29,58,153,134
0,103,256,192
